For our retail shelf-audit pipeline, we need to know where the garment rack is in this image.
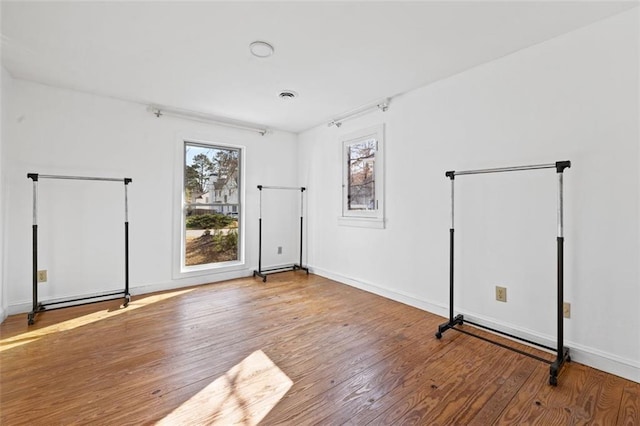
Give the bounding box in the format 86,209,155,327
253,185,309,282
27,173,132,325
435,161,571,386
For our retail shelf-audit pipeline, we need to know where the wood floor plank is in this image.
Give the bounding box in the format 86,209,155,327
617,382,640,426
262,317,459,424
366,336,524,425
1,272,636,425
429,350,538,425
260,309,438,422
466,355,538,425
293,333,466,425
76,286,429,423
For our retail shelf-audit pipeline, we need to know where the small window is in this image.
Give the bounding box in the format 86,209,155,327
340,124,385,228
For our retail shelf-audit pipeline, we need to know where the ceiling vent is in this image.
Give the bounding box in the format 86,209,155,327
279,90,298,100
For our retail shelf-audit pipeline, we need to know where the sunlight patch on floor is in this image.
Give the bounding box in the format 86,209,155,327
157,350,293,426
0,289,194,352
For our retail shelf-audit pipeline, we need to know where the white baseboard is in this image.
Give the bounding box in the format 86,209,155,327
311,265,449,318
132,268,255,296
6,268,256,316
310,266,640,384
0,306,7,324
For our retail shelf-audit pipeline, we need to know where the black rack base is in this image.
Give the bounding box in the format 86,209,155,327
253,264,309,283
27,292,131,325
436,314,570,386
27,303,45,325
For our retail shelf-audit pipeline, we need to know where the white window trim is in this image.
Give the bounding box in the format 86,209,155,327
339,124,385,229
337,215,385,229
172,135,246,279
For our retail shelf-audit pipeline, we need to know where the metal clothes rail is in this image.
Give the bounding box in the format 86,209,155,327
253,185,309,282
26,173,132,325
435,161,571,386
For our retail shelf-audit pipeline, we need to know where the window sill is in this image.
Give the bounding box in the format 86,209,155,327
338,216,385,229
175,260,246,280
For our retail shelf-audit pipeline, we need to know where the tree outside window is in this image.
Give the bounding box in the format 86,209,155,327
347,138,377,211
184,143,241,267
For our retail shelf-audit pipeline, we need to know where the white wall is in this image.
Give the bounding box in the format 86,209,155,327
3,79,299,312
0,66,12,322
298,9,639,382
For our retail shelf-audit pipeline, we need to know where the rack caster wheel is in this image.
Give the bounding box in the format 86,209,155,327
549,375,558,386
566,355,571,363
123,294,131,307
435,332,442,339
28,318,35,326
262,277,267,283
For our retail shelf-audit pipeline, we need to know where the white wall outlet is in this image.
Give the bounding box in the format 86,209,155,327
496,286,507,302
37,270,47,283
563,302,571,319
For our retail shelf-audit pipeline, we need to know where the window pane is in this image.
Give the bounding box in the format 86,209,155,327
184,143,240,266
347,138,377,211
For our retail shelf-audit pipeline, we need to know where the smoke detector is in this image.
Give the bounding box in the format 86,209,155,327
249,41,274,58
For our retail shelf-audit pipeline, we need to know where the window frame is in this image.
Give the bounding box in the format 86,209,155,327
173,136,246,279
339,124,385,229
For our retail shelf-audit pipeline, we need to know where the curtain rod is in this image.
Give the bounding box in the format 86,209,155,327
328,98,390,128
148,105,268,136
257,185,306,191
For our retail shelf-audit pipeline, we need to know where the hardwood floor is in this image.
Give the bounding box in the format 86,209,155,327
1,273,637,424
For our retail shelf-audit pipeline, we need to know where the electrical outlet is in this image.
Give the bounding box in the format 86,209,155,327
37,270,47,283
277,246,282,255
563,302,571,319
496,286,507,302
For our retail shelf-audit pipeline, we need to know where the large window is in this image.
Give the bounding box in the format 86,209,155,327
340,124,385,228
183,142,241,268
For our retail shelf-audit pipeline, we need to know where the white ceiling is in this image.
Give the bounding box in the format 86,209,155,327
1,1,636,133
